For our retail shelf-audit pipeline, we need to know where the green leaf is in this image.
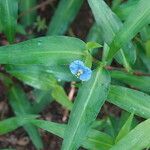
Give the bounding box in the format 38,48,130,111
115,113,134,143
47,0,84,35
0,115,36,135
139,52,150,73
86,23,103,44
110,118,150,150
31,119,113,150
32,90,53,114
86,42,102,51
107,0,150,61
0,0,18,43
88,0,136,69
51,85,73,110
83,129,113,150
7,64,77,87
102,43,110,64
0,36,86,65
110,70,150,92
140,25,150,42
62,68,111,150
19,0,37,27
108,85,150,119
6,65,57,90
104,116,119,138
8,85,43,149
113,0,139,20
112,0,122,10
118,111,138,132
91,119,107,130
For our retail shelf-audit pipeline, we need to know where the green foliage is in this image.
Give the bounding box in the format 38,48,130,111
0,0,18,43
19,0,37,27
62,68,111,150
0,36,86,65
47,0,84,35
107,0,150,61
0,0,150,149
88,0,136,71
8,85,43,149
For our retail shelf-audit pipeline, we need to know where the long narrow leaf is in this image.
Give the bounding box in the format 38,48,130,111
31,119,113,150
115,113,134,143
0,0,18,43
110,70,150,92
62,67,111,150
19,0,37,27
108,85,150,119
0,36,86,65
0,116,36,135
107,0,150,61
110,118,150,150
6,65,57,90
88,0,136,69
47,0,84,35
8,85,43,149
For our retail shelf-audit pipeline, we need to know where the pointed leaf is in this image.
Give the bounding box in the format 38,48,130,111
8,85,43,149
107,0,150,60
115,113,134,143
19,0,37,27
88,0,136,68
0,116,36,135
108,85,150,119
62,68,111,150
47,0,84,35
110,70,150,92
0,36,86,65
0,0,18,43
110,119,150,150
31,119,113,150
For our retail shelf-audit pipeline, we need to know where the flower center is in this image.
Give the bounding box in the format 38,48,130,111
76,69,83,77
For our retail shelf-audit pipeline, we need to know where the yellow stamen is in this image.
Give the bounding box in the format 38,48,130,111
76,69,83,77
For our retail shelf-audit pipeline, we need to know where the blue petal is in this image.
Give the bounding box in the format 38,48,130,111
79,67,92,81
69,60,84,74
69,60,92,81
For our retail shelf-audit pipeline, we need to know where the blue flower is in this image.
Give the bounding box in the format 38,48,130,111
69,60,92,81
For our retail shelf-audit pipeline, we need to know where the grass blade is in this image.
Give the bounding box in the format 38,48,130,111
62,67,111,150
88,0,136,69
6,65,73,110
115,113,134,143
0,116,36,135
113,0,139,20
107,0,150,61
19,0,37,27
31,119,113,150
32,90,53,113
0,36,86,65
47,0,84,35
108,85,150,119
110,70,150,92
6,65,57,90
0,0,18,43
110,118,150,150
8,85,43,149
82,129,113,150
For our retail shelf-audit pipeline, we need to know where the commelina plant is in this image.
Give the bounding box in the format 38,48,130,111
0,0,150,150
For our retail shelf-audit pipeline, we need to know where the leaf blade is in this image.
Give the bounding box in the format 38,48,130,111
110,119,150,150
0,36,86,65
62,68,111,150
108,85,150,119
107,0,150,60
0,0,18,43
